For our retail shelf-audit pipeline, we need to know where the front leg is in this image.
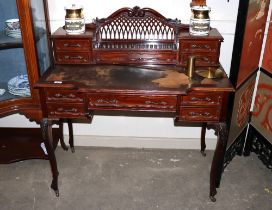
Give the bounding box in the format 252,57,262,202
41,118,60,197
67,119,75,153
208,122,228,202
58,119,69,151
201,123,207,156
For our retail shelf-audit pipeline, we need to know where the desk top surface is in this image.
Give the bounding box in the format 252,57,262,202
37,65,234,94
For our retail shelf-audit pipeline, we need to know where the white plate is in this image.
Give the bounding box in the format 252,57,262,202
5,28,22,38
8,75,29,88
5,27,21,33
8,89,30,97
6,31,21,35
7,75,30,96
5,27,21,31
6,34,21,38
6,33,21,36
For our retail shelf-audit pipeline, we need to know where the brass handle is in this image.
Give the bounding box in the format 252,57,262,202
64,55,84,60
54,93,62,98
54,93,76,98
188,112,211,117
191,44,211,50
64,43,81,48
200,57,210,62
50,108,82,116
96,99,119,104
48,93,83,102
56,108,78,113
130,57,144,61
190,97,213,103
68,94,77,98
145,101,168,106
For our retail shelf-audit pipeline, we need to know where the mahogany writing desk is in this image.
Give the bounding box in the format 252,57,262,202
35,7,234,201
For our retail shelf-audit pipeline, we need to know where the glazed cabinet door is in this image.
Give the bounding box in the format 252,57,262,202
0,0,30,102
28,0,52,76
0,0,51,121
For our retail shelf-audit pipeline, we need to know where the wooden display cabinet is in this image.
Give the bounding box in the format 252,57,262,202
0,0,53,163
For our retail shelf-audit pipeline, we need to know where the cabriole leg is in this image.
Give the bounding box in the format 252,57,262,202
41,118,60,197
209,122,228,202
59,119,69,151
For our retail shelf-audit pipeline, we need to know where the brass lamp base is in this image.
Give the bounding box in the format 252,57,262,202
195,68,224,79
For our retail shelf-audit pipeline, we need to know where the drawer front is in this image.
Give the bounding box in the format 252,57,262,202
181,93,223,106
178,107,220,122
94,51,177,64
180,53,219,66
88,94,177,111
46,90,84,103
54,39,91,51
55,52,91,64
47,103,86,119
180,41,219,53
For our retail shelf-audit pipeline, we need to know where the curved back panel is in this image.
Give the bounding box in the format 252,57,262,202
95,6,184,41
93,6,188,51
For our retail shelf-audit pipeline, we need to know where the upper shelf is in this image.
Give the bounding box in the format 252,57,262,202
0,30,22,50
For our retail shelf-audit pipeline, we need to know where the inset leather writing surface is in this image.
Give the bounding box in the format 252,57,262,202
43,65,233,93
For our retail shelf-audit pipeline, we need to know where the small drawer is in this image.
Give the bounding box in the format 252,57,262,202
88,94,177,111
54,39,91,51
180,41,218,53
47,103,86,119
54,52,91,64
46,90,84,103
178,107,220,122
180,53,219,66
181,93,222,106
94,51,177,64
